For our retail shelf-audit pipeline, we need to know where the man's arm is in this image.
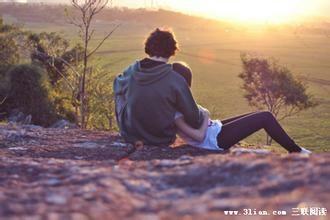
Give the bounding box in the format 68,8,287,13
175,112,209,142
175,82,204,129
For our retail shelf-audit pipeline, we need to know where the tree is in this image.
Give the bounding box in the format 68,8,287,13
66,0,120,128
239,53,318,145
27,32,85,123
27,32,84,86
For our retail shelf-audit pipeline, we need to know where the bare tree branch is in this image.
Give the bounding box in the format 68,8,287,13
0,96,7,105
278,106,301,121
87,23,121,58
88,29,95,42
34,50,81,78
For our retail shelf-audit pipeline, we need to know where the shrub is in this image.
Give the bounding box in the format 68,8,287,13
4,64,59,126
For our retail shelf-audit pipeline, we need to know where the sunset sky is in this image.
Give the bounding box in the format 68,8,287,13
115,0,330,23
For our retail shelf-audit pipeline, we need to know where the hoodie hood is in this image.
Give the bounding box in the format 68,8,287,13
113,60,173,96
131,61,173,85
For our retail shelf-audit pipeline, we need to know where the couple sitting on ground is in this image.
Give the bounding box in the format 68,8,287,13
114,28,311,154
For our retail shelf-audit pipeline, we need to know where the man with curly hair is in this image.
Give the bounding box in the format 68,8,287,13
114,28,204,146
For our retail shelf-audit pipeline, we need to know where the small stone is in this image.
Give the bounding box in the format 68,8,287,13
124,179,152,194
82,193,96,201
51,119,77,129
24,216,42,220
45,194,67,205
73,142,102,149
8,109,32,125
9,147,27,151
179,155,194,161
109,142,129,147
22,124,43,130
45,178,62,186
231,148,270,155
71,213,90,220
157,160,176,168
2,129,27,142
47,213,62,220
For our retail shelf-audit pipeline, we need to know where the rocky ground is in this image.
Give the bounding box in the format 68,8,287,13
0,124,329,220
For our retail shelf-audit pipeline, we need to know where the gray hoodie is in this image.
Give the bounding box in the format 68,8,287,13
114,61,204,145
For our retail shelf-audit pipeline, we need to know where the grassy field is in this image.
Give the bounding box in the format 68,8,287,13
23,20,330,152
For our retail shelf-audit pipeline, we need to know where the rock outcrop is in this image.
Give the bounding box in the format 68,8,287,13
0,124,329,219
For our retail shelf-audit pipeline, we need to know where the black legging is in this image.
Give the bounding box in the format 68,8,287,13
217,111,302,153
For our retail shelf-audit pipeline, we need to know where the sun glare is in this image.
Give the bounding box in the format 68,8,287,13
199,0,307,23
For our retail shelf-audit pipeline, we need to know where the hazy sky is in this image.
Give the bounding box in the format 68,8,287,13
115,0,330,22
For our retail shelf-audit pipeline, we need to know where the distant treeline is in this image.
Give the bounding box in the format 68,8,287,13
0,3,228,30
0,3,329,34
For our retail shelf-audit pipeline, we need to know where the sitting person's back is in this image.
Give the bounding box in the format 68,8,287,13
114,28,204,145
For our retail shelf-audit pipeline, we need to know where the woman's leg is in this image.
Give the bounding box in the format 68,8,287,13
217,111,302,153
221,111,258,125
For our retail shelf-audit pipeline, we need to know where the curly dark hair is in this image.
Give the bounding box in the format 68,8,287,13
144,28,178,58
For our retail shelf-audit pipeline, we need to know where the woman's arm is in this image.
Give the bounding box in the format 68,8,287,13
175,112,209,142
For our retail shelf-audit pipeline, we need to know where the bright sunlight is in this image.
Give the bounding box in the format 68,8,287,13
196,0,307,23
118,0,328,24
